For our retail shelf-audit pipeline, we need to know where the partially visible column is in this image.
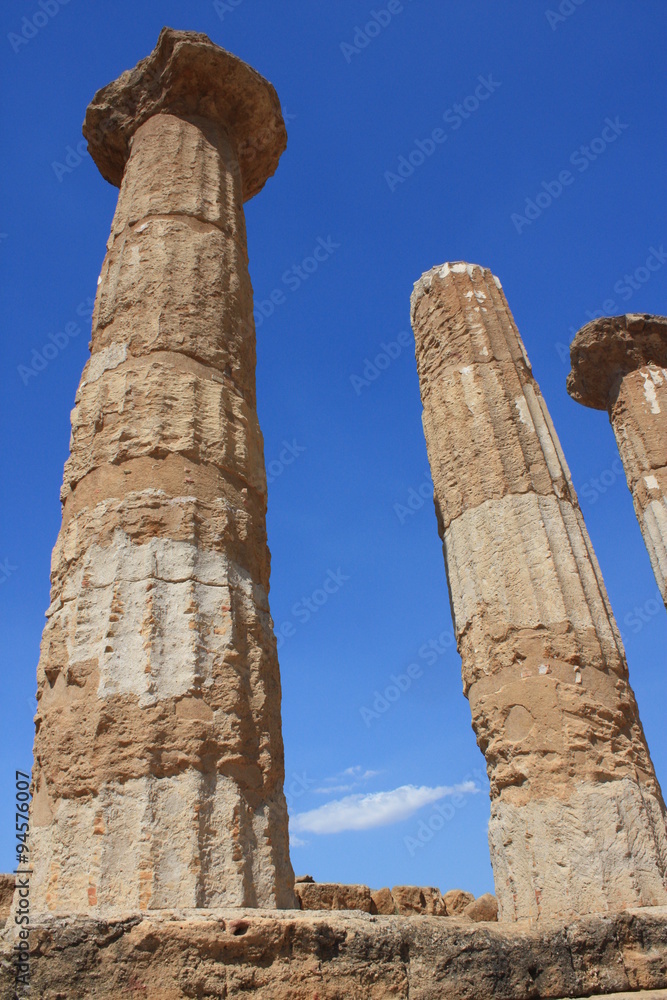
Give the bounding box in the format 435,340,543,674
410,262,667,922
568,313,667,607
29,29,296,915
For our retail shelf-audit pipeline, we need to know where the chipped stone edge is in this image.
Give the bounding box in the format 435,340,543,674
410,261,502,314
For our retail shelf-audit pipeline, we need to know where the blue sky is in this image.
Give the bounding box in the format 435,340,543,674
1,1,665,898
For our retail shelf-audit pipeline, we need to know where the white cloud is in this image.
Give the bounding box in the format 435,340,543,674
314,784,357,794
314,765,382,795
342,766,380,779
289,835,308,848
290,781,479,835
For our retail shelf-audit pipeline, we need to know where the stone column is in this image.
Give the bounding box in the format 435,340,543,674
567,313,667,608
29,29,296,915
410,262,667,922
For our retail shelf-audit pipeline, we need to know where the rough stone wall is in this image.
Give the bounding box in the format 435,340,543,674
1,906,667,999
29,110,295,915
292,880,493,919
410,262,667,922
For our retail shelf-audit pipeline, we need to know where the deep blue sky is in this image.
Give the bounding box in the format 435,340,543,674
1,1,665,897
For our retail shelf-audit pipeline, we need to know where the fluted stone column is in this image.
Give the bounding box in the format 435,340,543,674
29,29,296,915
568,313,667,608
410,262,667,922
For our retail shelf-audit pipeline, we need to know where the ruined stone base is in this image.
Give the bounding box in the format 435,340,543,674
1,906,667,999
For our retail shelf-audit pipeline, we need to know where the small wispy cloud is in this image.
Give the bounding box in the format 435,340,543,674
291,781,479,835
314,765,381,795
315,784,356,794
343,766,379,779
290,835,308,849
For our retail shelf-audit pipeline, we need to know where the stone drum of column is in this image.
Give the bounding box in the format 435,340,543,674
410,262,667,922
567,314,667,608
29,29,296,915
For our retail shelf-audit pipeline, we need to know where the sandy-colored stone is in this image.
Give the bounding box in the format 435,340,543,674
463,892,498,922
295,882,375,913
293,883,466,918
567,313,667,411
562,994,667,999
568,314,667,606
417,358,575,530
91,214,256,397
54,475,271,595
83,28,286,200
27,30,295,917
0,876,13,923
63,353,266,494
1,906,666,999
391,885,446,916
410,262,667,922
442,889,475,915
371,886,396,915
108,112,248,246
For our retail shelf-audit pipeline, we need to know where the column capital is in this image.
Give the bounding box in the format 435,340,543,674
567,313,667,410
82,27,286,201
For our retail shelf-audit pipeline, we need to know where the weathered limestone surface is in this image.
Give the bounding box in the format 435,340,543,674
443,888,475,915
293,881,491,918
295,882,375,913
27,28,295,917
391,885,447,916
1,906,667,999
464,891,499,922
410,262,667,922
371,886,397,915
83,28,285,199
0,877,13,923
568,314,667,607
294,875,498,921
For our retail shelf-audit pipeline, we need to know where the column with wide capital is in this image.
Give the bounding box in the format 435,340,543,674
567,313,667,608
410,262,667,921
29,28,296,914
